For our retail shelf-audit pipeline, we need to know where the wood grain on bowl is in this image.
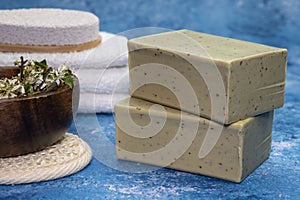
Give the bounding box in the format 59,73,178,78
0,66,20,78
0,66,79,158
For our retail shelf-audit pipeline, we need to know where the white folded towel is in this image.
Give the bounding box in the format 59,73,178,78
78,93,129,113
0,31,129,114
0,32,128,69
75,66,129,94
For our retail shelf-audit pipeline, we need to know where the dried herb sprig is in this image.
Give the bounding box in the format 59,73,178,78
19,56,28,82
0,57,74,99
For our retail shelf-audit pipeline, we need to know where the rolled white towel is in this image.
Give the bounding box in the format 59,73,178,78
75,66,129,94
0,32,128,68
78,93,129,113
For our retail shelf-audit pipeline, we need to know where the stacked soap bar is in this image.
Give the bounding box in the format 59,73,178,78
115,30,287,182
115,98,273,183
127,30,287,124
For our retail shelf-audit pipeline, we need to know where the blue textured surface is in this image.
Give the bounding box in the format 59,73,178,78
1,0,300,199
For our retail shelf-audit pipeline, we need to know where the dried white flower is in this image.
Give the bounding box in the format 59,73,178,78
0,58,74,99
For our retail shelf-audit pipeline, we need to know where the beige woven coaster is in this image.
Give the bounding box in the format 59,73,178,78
0,133,92,185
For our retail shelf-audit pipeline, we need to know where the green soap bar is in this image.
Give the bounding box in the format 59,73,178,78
128,29,287,124
115,97,273,183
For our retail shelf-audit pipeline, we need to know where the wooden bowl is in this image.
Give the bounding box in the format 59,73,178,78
0,67,79,158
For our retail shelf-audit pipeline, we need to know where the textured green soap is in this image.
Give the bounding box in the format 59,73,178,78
115,97,273,183
128,29,287,124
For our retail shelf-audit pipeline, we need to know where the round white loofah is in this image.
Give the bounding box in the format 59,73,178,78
0,133,92,185
0,8,99,46
0,32,128,68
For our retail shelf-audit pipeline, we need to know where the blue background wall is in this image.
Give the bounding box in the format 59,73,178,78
1,0,300,59
0,0,299,48
1,0,300,65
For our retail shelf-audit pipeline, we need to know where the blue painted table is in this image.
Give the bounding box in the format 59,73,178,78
0,68,299,199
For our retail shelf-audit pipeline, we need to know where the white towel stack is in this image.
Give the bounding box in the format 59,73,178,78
75,32,129,113
0,32,130,113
